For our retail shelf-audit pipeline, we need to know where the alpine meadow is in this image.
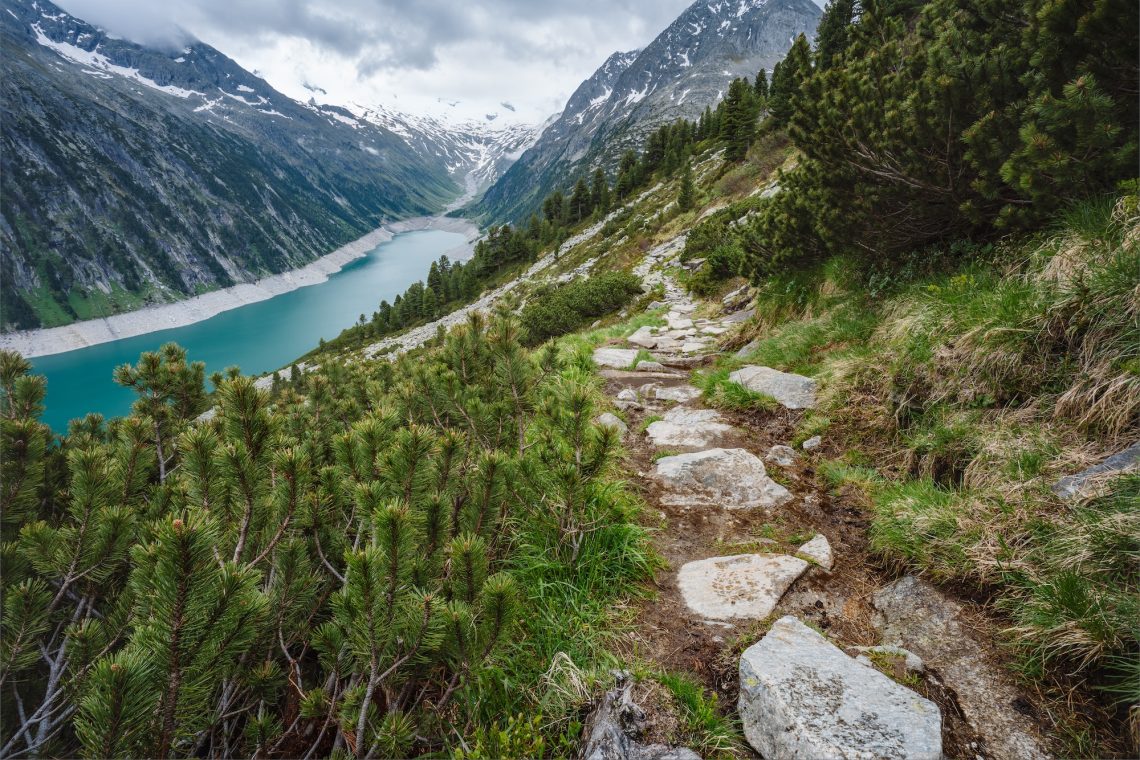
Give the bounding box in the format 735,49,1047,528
1,0,1137,758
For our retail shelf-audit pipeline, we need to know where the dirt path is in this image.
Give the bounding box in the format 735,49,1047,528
589,240,1053,759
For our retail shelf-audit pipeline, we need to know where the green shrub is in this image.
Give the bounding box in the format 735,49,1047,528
521,271,643,345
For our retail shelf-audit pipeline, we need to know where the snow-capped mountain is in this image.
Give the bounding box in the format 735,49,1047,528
476,0,821,224
1,0,455,330
333,103,555,201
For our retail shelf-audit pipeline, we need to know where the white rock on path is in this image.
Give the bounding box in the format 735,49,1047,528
802,435,822,451
646,408,734,449
594,347,641,369
796,534,833,571
739,616,942,760
678,554,807,621
767,445,798,467
616,388,638,402
653,385,703,403
650,448,792,509
666,314,695,330
728,366,817,409
596,413,628,436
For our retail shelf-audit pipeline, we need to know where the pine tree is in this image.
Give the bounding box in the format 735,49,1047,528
569,177,592,223
590,168,610,214
754,68,769,99
814,0,854,70
678,162,695,211
767,34,811,129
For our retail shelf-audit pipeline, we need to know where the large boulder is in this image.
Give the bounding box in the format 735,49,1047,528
594,348,642,369
649,448,792,509
739,616,942,760
678,554,807,620
646,408,734,449
728,366,817,409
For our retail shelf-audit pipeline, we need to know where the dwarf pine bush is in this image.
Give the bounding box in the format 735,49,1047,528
0,308,650,758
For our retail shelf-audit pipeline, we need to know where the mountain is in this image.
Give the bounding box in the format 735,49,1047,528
473,0,821,224
0,0,457,331
338,104,554,202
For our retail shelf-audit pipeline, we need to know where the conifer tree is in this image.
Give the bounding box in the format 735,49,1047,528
590,168,610,214
814,0,854,70
678,162,695,211
754,68,769,99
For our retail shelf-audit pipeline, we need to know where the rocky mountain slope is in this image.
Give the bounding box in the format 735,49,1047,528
0,0,457,331
474,0,820,224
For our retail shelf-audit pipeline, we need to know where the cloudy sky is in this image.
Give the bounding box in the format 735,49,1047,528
54,0,702,124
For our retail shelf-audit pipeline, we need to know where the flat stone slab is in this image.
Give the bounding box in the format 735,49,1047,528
1051,441,1140,499
679,554,807,620
796,534,833,571
666,314,695,330
652,385,703,403
650,448,792,509
627,326,659,349
873,577,1050,759
646,408,734,448
594,347,641,369
739,616,942,760
729,365,817,409
635,360,667,372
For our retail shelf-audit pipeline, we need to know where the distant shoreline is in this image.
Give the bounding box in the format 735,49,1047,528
0,215,481,359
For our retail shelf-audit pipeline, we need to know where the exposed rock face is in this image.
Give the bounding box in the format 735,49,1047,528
795,534,833,571
646,408,735,449
594,348,642,368
678,554,807,620
0,0,455,331
650,448,791,509
1051,442,1140,499
872,577,1051,760
728,366,817,409
739,616,942,760
476,0,821,224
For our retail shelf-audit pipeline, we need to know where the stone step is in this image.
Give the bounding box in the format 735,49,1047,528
649,448,792,509
678,554,807,621
739,616,942,759
646,407,734,449
728,365,817,409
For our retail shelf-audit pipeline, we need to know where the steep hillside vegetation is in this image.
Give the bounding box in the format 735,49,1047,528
0,0,456,331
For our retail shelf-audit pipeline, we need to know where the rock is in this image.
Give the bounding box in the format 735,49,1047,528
581,675,702,760
739,616,942,760
666,314,695,330
1051,441,1140,499
638,382,662,398
627,326,659,349
767,444,797,467
647,301,667,310
672,302,697,314
728,366,817,409
700,325,728,336
646,408,734,448
635,360,667,372
873,577,1051,759
650,448,792,509
801,435,822,451
722,308,755,324
596,413,628,436
653,385,703,403
851,645,925,675
614,400,643,412
678,554,808,621
734,340,760,359
795,534,833,571
680,341,707,353
617,388,639,402
594,348,641,369
651,354,710,369
722,284,750,308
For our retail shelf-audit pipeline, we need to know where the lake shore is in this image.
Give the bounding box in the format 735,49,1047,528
0,215,481,359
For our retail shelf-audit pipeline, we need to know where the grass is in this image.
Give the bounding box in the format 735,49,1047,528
657,672,743,758
692,368,778,412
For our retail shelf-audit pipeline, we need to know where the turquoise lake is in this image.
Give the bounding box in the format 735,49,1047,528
31,229,466,433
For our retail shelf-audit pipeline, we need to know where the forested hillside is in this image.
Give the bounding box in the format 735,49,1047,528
2,0,1137,757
